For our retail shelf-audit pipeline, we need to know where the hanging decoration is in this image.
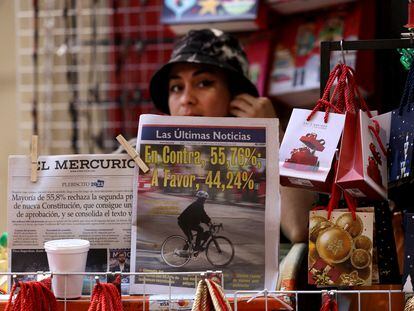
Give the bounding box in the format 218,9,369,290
88,276,123,311
5,278,57,311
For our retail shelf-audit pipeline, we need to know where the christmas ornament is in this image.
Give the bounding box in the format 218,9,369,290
351,248,371,269
309,241,319,265
310,215,327,232
335,213,363,238
316,227,353,264
309,216,332,242
354,235,372,251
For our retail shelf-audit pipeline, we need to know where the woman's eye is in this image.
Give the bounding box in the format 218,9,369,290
169,84,182,93
198,79,214,88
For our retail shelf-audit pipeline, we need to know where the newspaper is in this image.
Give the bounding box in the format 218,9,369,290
7,154,134,292
130,115,280,294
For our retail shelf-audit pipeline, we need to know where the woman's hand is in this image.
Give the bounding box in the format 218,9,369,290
229,94,276,118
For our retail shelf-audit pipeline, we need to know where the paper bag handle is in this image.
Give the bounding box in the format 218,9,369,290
307,64,344,123
313,160,357,220
344,67,372,118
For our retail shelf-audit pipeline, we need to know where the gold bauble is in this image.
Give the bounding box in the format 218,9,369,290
309,218,333,242
310,215,327,231
336,213,363,238
351,249,371,269
354,235,372,251
308,241,319,265
316,227,353,264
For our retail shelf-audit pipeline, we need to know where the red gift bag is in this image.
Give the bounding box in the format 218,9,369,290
335,87,387,200
336,112,388,200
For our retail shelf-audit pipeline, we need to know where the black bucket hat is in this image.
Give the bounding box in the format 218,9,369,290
149,28,259,114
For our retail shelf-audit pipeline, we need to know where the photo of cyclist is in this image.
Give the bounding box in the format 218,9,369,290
177,191,211,252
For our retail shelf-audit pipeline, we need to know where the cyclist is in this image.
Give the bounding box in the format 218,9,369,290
177,190,211,253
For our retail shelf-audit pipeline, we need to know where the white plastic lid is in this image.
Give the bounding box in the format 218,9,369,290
44,239,90,254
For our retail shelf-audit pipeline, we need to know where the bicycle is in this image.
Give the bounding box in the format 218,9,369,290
160,223,235,268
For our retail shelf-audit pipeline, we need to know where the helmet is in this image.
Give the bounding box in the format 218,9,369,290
195,191,209,199
149,28,259,114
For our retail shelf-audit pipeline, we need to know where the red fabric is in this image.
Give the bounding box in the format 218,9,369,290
207,280,230,311
341,65,371,115
327,183,342,220
307,64,367,124
88,276,122,311
5,278,57,311
307,64,344,123
343,191,357,218
320,293,338,311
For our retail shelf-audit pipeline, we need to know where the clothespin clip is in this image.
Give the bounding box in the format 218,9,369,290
31,135,38,182
12,274,19,287
320,290,338,311
204,270,223,286
247,289,293,311
36,271,48,281
116,134,149,173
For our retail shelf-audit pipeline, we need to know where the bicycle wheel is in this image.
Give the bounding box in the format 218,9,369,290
161,235,191,267
205,236,235,267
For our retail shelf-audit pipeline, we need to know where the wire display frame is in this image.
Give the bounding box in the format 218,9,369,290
0,271,406,311
15,0,174,155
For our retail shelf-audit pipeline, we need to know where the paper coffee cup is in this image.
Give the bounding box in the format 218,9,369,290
44,239,90,299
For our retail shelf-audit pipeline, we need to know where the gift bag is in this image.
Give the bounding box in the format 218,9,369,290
403,213,414,292
336,110,387,200
389,65,414,186
308,209,374,286
373,201,400,284
280,64,348,193
352,203,400,285
279,108,346,192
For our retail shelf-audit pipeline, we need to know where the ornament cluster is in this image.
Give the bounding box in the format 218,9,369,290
309,212,373,286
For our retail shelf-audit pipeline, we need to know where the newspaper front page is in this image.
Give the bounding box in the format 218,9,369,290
130,115,280,294
7,154,134,292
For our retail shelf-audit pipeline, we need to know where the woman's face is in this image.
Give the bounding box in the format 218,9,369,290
168,63,232,116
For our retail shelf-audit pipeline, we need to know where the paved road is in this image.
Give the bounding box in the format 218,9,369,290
133,191,268,290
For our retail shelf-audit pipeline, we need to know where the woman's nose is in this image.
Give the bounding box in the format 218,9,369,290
179,86,197,106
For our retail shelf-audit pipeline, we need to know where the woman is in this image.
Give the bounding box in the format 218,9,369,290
149,28,315,243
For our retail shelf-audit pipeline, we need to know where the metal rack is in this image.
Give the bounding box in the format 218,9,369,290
319,37,414,186
15,0,174,155
0,271,406,310
319,37,414,96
